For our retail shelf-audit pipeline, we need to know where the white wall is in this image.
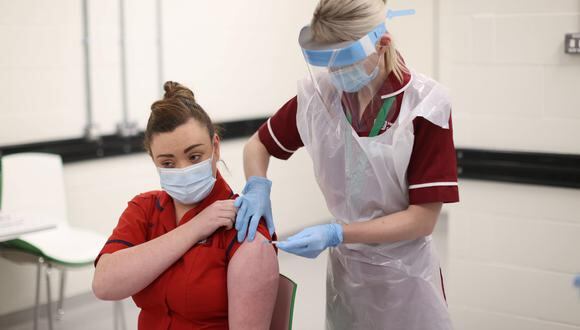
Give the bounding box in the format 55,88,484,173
439,0,580,154
0,0,316,145
446,180,580,330
439,0,580,329
0,0,436,147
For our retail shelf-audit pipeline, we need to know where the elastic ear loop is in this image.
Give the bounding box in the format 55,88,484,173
210,137,231,175
218,159,230,175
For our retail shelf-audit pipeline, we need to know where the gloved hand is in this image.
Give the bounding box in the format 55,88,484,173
234,176,274,242
276,224,343,259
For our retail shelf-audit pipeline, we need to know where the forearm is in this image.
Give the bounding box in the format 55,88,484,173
93,223,201,300
342,203,442,244
243,133,270,179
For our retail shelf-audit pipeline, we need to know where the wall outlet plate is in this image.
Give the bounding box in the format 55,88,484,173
565,33,580,54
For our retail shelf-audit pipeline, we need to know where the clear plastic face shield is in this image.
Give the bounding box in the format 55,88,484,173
298,9,415,131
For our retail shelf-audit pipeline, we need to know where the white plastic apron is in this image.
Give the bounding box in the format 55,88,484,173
296,72,453,330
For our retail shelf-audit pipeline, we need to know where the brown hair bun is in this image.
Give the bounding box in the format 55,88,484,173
161,81,198,110
145,81,219,153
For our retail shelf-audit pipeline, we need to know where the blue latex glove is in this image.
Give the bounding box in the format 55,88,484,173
234,176,274,242
276,224,343,259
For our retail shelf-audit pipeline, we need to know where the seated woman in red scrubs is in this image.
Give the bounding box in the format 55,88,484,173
92,81,279,329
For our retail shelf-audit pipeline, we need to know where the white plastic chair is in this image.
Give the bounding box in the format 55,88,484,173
0,152,125,330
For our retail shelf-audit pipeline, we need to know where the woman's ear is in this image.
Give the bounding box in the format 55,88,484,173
211,134,221,176
377,33,392,54
213,134,221,161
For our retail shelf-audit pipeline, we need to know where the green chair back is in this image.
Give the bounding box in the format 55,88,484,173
270,273,298,330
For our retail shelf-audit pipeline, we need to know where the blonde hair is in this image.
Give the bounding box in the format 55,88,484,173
310,0,407,83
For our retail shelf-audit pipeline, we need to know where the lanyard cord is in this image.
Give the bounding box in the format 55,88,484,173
346,96,395,137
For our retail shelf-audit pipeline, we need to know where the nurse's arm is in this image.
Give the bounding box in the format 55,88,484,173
228,233,279,329
342,202,442,244
243,132,271,178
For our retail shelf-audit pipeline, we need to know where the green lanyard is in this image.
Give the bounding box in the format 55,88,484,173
346,96,395,137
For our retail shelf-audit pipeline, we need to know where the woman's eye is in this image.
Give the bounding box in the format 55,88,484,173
161,162,174,168
189,154,201,162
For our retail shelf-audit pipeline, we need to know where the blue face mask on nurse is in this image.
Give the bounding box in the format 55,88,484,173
329,57,380,93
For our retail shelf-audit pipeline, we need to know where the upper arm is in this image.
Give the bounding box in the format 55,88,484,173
257,96,304,160
227,233,279,330
94,197,150,268
407,116,459,205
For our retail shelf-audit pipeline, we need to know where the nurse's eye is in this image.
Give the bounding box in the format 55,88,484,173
161,161,174,168
189,154,201,163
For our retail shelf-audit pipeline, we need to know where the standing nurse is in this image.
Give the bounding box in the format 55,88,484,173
235,0,459,329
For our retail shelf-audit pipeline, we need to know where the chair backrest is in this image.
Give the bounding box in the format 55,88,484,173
0,153,68,225
270,274,298,330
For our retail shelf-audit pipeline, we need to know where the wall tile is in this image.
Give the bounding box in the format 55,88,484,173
448,64,544,117
0,0,80,27
447,260,580,325
471,14,496,64
452,180,580,224
450,306,580,330
543,66,580,119
449,15,473,63
449,211,580,273
491,0,580,15
495,13,580,65
0,26,82,69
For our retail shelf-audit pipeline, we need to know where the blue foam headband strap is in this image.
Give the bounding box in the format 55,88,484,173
300,8,415,67
386,9,416,20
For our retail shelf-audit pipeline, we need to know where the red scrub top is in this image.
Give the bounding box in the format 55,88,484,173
95,171,274,330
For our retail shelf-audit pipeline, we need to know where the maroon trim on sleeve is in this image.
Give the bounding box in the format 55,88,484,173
409,185,459,205
257,96,304,160
407,116,459,204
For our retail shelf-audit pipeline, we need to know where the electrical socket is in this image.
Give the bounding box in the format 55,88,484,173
565,33,580,54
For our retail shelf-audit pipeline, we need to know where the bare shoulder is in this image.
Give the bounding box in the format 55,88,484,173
230,233,277,265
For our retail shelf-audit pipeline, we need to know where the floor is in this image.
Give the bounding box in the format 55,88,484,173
1,299,138,330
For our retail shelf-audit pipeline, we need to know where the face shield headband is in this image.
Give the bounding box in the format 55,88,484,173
299,9,416,68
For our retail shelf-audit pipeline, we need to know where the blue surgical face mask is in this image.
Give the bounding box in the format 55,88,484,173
330,63,379,93
158,157,216,205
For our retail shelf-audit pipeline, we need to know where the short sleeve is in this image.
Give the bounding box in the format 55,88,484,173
407,115,459,205
94,197,150,266
223,219,275,263
258,96,304,160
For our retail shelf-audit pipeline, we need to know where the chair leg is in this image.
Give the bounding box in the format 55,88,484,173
57,268,66,320
114,300,127,330
33,257,44,330
45,264,54,330
119,300,127,330
113,301,119,330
